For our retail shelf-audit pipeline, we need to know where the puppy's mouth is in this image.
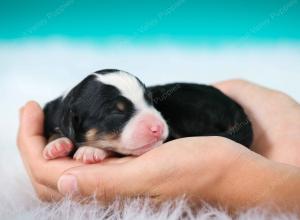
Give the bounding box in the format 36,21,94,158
131,139,164,156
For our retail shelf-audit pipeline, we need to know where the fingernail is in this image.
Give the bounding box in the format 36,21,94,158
57,175,79,195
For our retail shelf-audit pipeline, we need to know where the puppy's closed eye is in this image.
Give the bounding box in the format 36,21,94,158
116,101,126,112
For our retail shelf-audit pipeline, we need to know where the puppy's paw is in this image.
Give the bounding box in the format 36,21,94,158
43,137,73,160
73,146,110,164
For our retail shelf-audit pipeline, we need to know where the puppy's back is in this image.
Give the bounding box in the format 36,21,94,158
149,83,253,147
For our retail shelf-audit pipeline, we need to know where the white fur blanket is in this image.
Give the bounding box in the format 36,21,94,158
0,150,298,220
1,41,300,219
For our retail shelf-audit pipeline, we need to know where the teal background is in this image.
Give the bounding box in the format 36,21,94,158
1,0,300,157
1,0,300,44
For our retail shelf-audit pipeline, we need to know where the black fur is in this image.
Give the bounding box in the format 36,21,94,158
149,83,253,147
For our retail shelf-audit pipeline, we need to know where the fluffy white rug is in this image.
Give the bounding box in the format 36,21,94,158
1,150,299,220
1,40,300,219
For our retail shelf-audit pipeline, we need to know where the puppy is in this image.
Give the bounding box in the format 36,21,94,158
43,69,253,163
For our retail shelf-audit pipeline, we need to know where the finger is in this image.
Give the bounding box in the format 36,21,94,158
17,101,83,190
213,79,275,108
102,156,133,164
57,162,144,202
19,101,44,137
213,79,249,94
33,181,63,202
17,101,46,159
56,138,204,202
17,101,50,186
35,155,130,191
213,79,253,103
56,145,179,202
34,154,131,191
17,101,47,186
25,159,63,202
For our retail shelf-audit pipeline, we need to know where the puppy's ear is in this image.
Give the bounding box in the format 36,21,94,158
60,87,83,144
59,74,96,143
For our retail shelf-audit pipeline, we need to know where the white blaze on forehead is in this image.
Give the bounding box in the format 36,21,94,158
94,71,148,109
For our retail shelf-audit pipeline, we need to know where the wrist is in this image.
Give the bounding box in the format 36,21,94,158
214,148,300,212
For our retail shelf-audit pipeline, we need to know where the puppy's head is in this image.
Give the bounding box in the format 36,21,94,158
61,69,169,155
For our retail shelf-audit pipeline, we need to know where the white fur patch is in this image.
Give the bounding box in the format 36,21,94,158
94,70,149,110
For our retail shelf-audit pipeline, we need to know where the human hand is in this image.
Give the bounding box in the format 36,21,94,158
214,79,300,166
17,83,300,213
17,101,84,201
18,101,258,208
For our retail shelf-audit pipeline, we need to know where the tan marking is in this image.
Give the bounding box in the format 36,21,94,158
106,132,119,139
82,139,121,151
85,128,98,142
84,129,120,150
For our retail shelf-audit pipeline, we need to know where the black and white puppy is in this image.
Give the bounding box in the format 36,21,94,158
43,69,253,163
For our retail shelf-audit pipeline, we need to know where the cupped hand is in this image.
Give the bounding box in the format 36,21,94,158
17,101,84,201
18,101,257,207
214,79,300,166
17,80,300,212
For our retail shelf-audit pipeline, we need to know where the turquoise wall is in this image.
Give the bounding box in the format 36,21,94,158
1,0,300,43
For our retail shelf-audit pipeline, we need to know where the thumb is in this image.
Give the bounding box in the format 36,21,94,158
19,101,44,138
57,160,149,202
57,139,188,201
17,101,46,158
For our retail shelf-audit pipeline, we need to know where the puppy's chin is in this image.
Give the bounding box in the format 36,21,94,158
130,140,164,156
114,139,164,156
82,134,164,156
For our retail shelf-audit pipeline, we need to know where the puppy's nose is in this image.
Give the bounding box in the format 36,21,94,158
149,123,164,138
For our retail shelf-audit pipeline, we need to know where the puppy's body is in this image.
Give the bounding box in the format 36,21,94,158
43,69,253,163
149,83,252,147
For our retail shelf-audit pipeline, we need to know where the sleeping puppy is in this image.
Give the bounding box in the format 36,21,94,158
43,69,253,163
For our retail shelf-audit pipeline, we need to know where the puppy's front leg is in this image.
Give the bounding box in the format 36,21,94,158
43,136,74,160
73,146,111,164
